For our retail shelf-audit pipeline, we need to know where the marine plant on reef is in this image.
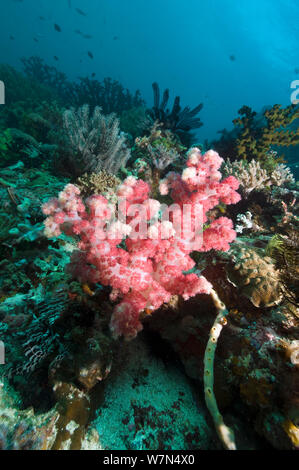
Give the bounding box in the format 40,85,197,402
0,282,113,412
0,63,57,109
132,122,186,194
148,82,203,146
76,170,121,199
62,104,131,177
71,76,145,115
120,106,151,140
42,147,242,449
0,129,12,165
0,410,58,450
267,230,299,308
222,158,295,197
223,243,283,308
21,57,145,115
21,56,70,100
213,104,299,167
0,288,69,380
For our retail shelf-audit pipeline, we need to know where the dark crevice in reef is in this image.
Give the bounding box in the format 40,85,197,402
141,328,185,372
142,326,276,450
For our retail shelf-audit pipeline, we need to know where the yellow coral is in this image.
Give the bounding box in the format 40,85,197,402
225,245,282,307
76,170,120,199
283,420,299,448
240,376,274,407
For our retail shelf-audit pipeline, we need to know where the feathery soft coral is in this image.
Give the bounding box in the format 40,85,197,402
42,148,240,340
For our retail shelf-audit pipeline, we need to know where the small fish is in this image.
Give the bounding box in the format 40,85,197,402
9,35,15,40
87,51,94,59
54,23,62,32
295,68,299,75
39,16,46,20
33,37,39,42
68,0,72,8
74,29,82,35
83,34,93,39
91,72,96,77
113,36,119,41
75,8,87,16
229,54,236,62
53,56,59,61
82,283,95,296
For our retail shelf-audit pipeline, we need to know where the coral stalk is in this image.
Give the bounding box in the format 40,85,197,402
203,289,237,450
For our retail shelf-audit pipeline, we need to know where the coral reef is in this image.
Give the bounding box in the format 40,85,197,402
0,129,12,165
21,56,71,101
76,170,121,199
21,57,145,115
120,106,151,140
0,56,298,451
71,76,145,115
213,104,299,166
222,242,282,308
145,265,299,449
271,163,296,187
131,122,186,194
135,124,183,171
267,229,299,307
0,63,56,107
235,211,254,233
222,158,295,196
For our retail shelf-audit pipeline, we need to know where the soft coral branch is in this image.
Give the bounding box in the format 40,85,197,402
42,148,240,341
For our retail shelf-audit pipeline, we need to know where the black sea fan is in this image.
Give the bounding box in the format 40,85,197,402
148,82,203,143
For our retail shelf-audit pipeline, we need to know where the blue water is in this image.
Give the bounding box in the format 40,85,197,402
1,0,298,140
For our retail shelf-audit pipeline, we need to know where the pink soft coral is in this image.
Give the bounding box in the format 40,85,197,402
42,148,240,340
